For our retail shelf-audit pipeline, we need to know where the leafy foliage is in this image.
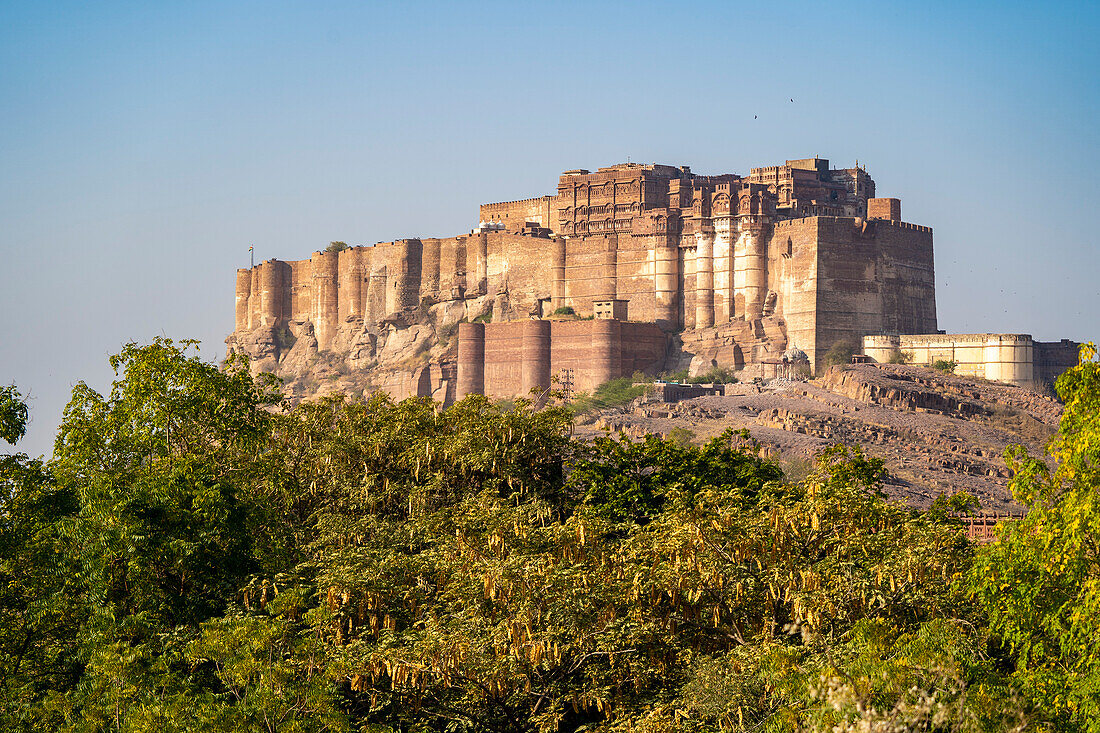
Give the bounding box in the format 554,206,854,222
824,338,859,367
571,377,647,413
970,342,1100,730
5,338,1100,730
934,359,959,373
0,384,29,445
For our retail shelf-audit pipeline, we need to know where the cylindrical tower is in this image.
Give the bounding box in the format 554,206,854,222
552,238,567,309
470,232,488,295
235,269,251,331
439,239,460,297
249,267,262,330
365,267,387,328
521,319,552,396
390,239,423,313
589,318,622,389
456,322,486,400
337,249,358,322
346,252,363,319
310,251,339,349
654,238,679,330
984,335,1034,386
694,230,715,329
260,260,282,327
421,238,441,299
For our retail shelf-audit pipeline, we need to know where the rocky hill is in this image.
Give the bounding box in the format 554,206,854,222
575,363,1062,511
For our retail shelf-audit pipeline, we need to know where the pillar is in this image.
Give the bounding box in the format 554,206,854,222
521,319,552,395
456,322,486,399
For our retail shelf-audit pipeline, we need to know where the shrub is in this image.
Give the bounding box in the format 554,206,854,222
472,312,492,324
325,240,349,253
551,306,576,317
572,376,648,413
886,348,913,364
660,369,690,383
687,366,738,384
436,318,464,347
274,326,296,351
666,427,695,446
824,338,859,367
932,359,958,373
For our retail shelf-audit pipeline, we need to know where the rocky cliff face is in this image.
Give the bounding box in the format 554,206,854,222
226,290,507,405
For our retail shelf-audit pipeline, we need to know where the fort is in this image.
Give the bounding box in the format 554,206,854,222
226,157,1076,401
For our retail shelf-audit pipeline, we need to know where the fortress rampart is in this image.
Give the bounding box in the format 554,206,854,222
863,334,1080,388
456,319,668,400
230,156,1047,402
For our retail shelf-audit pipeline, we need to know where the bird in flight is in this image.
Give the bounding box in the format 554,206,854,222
754,115,757,119
790,98,794,102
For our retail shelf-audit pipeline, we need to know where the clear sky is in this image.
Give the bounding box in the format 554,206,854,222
2,0,1097,457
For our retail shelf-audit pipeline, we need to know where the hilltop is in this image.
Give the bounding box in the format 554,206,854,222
575,362,1062,511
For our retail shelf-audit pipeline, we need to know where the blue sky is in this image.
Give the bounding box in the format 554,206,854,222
2,0,1097,456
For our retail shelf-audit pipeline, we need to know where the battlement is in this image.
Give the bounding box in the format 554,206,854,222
874,218,931,233
481,195,552,208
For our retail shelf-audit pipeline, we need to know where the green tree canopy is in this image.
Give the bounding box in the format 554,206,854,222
6,339,1100,730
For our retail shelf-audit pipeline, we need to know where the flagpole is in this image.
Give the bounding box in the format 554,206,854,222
250,245,254,270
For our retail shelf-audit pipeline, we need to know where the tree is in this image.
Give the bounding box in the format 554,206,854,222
0,338,1052,730
0,387,82,730
0,384,29,445
970,343,1100,730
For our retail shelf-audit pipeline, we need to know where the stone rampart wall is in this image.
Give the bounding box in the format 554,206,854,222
863,333,1040,386
815,218,936,369
456,319,668,399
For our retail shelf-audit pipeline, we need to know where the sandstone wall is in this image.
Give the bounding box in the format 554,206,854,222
863,333,1046,386
814,217,936,369
456,319,668,399
479,196,556,231
234,230,560,337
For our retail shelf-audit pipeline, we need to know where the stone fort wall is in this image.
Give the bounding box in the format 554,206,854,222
230,157,953,399
456,320,668,400
863,334,1081,388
